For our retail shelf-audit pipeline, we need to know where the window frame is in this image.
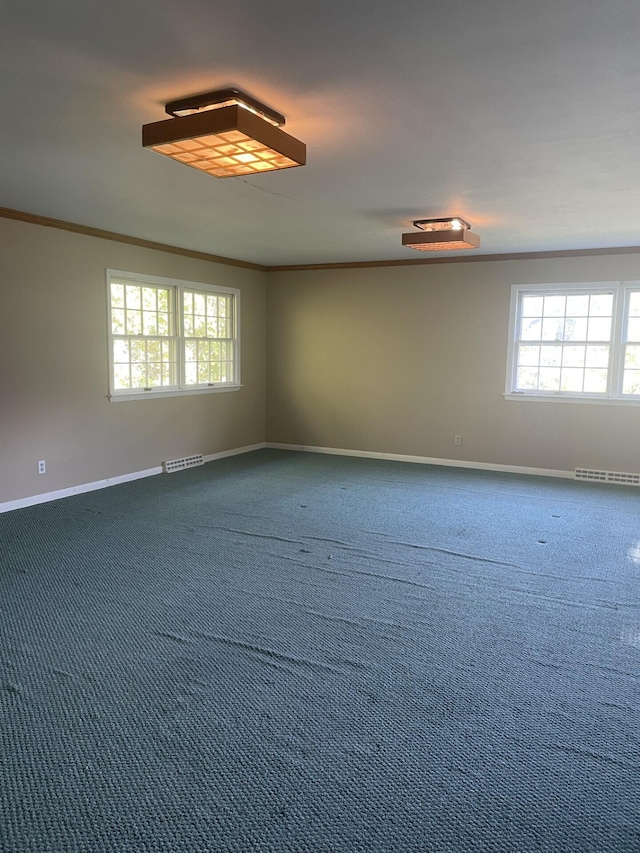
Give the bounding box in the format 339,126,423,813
106,270,241,401
505,281,640,405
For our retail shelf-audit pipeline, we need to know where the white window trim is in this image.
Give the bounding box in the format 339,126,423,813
106,270,241,401
505,280,640,405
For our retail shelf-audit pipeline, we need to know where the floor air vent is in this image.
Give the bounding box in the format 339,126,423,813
163,454,204,474
575,468,640,486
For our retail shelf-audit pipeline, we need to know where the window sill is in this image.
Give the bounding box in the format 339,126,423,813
504,392,640,406
108,384,243,402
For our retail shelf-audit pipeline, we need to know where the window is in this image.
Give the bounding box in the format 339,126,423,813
107,270,240,400
506,281,640,403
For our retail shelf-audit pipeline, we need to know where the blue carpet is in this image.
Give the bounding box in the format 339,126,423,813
1,449,639,851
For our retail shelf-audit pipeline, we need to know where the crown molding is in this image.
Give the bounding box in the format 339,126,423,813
265,245,640,272
0,207,267,272
2,206,639,273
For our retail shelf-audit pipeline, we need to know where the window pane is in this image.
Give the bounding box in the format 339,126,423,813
589,294,613,316
113,364,130,389
622,370,640,394
520,318,541,340
563,317,587,341
516,367,539,389
184,362,197,384
130,340,146,362
126,287,141,310
626,318,640,342
131,363,147,387
521,296,543,317
111,284,125,307
540,345,562,366
518,345,539,366
538,367,561,391
587,317,611,342
628,291,640,317
543,295,566,317
126,310,142,335
111,308,125,335
584,369,608,393
143,311,157,335
185,340,197,361
142,288,156,311
565,294,589,316
561,346,585,368
147,363,162,386
585,346,609,368
624,345,640,368
560,368,583,392
194,293,206,315
113,339,129,363
541,318,564,341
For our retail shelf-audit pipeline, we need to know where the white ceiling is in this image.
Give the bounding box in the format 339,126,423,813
3,0,640,267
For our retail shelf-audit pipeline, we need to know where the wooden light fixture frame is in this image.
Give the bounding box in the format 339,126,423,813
142,89,306,178
402,217,480,251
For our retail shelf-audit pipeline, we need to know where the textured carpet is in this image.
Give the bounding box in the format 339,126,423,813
1,449,639,852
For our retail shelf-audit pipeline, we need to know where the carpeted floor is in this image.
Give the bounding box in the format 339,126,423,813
1,449,639,852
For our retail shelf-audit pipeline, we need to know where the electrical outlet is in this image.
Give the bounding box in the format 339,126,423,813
37,460,46,475
454,435,462,446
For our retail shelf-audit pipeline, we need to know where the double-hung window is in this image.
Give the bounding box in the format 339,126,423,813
505,281,640,403
107,270,240,400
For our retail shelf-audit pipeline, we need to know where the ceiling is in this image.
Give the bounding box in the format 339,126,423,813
3,0,640,267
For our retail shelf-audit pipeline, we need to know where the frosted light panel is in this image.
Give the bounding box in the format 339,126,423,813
151,132,299,178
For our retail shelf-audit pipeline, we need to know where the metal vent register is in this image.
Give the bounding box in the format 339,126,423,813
163,454,204,474
575,468,640,486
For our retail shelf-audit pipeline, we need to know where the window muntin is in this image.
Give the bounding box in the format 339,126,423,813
507,282,640,402
183,289,235,386
515,290,613,394
622,291,640,395
110,280,177,391
107,271,239,399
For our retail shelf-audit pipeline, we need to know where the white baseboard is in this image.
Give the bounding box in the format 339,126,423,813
1,441,578,514
203,442,266,463
0,443,267,514
266,442,574,481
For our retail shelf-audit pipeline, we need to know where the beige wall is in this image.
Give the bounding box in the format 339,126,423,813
266,254,640,474
0,217,267,503
4,215,639,507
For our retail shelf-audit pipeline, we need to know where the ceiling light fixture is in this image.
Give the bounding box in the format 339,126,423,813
402,217,480,251
142,88,306,178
